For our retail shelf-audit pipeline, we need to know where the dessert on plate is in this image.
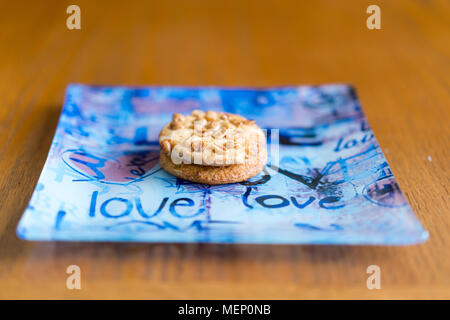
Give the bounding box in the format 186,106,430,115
159,110,267,184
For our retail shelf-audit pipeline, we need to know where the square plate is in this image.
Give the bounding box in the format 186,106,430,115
17,84,428,244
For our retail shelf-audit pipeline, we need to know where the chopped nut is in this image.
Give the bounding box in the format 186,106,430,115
230,117,243,126
172,113,184,122
170,113,185,129
192,110,205,119
161,140,171,153
207,120,220,130
170,121,183,129
205,111,218,121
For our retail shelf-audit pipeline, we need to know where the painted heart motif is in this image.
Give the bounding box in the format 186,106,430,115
62,149,160,184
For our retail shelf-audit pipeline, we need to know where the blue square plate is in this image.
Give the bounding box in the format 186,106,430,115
17,84,428,244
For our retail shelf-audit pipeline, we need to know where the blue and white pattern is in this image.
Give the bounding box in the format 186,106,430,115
17,84,428,244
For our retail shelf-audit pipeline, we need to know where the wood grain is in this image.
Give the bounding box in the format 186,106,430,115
0,0,448,299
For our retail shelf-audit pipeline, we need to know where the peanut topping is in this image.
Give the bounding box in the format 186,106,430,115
205,111,218,121
192,110,205,119
161,140,171,153
159,110,266,166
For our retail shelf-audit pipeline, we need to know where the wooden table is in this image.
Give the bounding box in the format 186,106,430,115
0,0,448,299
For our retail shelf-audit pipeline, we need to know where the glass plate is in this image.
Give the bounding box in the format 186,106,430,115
17,84,428,244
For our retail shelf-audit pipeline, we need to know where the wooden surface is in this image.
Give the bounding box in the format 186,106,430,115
0,0,449,299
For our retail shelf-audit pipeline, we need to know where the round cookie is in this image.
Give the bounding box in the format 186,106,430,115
159,110,265,166
160,149,267,185
159,110,268,184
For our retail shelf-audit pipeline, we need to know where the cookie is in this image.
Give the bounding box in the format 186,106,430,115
159,110,267,184
160,150,267,185
159,110,266,166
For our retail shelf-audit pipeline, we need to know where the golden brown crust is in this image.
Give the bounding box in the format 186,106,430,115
160,148,267,185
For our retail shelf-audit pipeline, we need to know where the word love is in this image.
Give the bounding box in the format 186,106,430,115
243,188,345,210
89,192,204,219
334,132,374,152
334,121,374,152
